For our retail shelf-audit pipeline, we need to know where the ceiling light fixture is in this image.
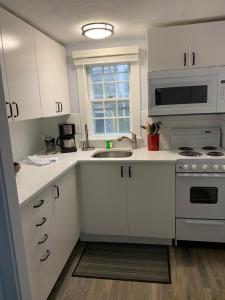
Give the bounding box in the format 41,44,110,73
81,23,114,39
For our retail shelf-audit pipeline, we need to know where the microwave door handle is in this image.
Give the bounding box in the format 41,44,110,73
177,173,225,178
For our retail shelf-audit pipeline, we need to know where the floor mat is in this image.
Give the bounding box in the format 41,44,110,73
72,242,171,284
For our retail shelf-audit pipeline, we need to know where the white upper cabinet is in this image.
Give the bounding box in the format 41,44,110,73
34,30,70,117
148,21,225,71
34,30,58,117
0,7,42,121
52,42,70,115
148,25,189,71
188,21,225,68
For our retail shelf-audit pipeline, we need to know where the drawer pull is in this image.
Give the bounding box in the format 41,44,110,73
40,250,50,262
38,234,48,245
36,217,47,227
33,199,44,208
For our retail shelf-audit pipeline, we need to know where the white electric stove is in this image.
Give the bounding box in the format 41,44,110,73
172,128,225,244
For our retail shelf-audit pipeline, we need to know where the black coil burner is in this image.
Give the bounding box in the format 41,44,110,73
202,146,217,150
179,151,203,157
207,151,224,157
178,147,194,151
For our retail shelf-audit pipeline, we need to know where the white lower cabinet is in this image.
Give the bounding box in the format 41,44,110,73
127,164,175,239
21,168,79,300
79,164,128,236
79,163,175,240
52,168,80,277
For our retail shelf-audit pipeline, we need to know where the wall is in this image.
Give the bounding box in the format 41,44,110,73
9,119,43,161
9,114,82,161
66,36,225,149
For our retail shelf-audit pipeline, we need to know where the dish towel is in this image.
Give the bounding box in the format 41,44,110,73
27,155,58,167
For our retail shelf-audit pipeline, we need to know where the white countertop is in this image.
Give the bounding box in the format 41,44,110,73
15,147,180,207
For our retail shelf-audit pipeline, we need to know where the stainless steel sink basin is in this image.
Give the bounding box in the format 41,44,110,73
92,150,132,158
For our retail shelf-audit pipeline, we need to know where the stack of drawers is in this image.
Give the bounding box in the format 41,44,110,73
21,187,55,300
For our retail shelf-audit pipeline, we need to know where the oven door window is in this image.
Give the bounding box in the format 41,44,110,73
190,187,218,204
155,85,207,106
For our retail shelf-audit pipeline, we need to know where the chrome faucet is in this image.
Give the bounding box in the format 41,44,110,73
117,131,137,149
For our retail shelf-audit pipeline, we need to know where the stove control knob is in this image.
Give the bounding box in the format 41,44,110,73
183,164,189,170
213,164,219,171
191,164,197,170
221,165,225,170
201,164,208,170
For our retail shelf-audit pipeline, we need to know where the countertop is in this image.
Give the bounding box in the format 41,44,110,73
16,147,179,207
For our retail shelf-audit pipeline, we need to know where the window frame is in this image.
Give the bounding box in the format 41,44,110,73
73,46,141,140
87,62,131,137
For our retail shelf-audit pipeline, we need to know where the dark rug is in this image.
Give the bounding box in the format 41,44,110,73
72,242,171,284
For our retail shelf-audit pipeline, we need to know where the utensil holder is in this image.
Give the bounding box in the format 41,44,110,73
148,134,159,151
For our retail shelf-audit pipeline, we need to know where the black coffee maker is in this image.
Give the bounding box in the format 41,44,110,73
57,123,77,153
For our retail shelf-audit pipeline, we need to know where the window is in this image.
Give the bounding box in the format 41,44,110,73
73,46,140,139
87,63,130,136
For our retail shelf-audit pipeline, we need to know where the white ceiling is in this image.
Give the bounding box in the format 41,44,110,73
1,0,225,45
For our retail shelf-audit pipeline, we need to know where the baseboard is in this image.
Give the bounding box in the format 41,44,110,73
80,233,172,245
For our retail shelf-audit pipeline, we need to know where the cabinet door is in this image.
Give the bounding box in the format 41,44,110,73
0,8,41,121
127,164,175,239
0,30,12,120
189,21,225,68
52,168,79,276
148,26,189,71
34,29,58,117
80,163,128,236
52,42,70,115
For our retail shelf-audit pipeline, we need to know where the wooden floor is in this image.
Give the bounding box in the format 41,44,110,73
49,241,225,300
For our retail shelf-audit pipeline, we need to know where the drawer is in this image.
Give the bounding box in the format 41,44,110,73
176,218,225,243
25,234,54,300
21,186,53,228
23,199,53,246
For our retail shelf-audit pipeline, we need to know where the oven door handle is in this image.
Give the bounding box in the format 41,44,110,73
177,173,225,178
185,220,225,226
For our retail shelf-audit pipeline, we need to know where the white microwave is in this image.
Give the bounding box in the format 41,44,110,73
148,67,219,116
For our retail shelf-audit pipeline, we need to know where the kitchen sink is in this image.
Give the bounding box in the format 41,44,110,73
92,150,133,158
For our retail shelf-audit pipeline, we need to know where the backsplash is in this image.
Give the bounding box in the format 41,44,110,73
9,119,43,161
9,112,225,162
9,114,81,161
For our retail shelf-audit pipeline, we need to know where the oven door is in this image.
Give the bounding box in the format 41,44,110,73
176,173,225,219
149,68,218,116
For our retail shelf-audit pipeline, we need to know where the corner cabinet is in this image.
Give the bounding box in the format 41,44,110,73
148,21,225,71
79,163,175,242
20,168,79,300
0,7,42,121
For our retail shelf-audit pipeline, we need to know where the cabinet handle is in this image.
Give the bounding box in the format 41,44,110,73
33,199,44,208
192,52,195,66
121,166,124,178
12,102,19,118
6,102,13,119
183,53,187,66
128,166,132,178
36,217,47,227
56,102,60,113
54,184,60,199
40,250,50,262
61,102,63,112
38,234,49,245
